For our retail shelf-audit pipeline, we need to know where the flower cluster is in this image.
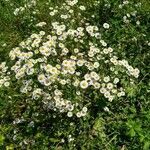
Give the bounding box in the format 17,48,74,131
13,0,37,16
0,62,10,87
2,0,140,119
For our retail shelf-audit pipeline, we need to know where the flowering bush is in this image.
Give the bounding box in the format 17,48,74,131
0,0,149,149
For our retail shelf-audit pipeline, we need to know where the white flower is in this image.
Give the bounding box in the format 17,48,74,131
79,6,86,11
108,95,114,102
100,87,106,94
104,91,111,98
60,80,67,85
67,112,73,117
4,82,10,87
50,11,55,16
88,51,94,57
114,78,119,84
69,9,74,13
93,82,100,89
36,22,46,27
107,83,113,90
108,47,113,53
61,15,68,19
104,106,109,112
133,68,140,78
49,67,58,75
73,80,79,87
80,111,87,116
82,107,88,112
44,79,51,86
104,76,110,83
123,1,129,5
76,91,81,96
84,74,91,81
14,8,20,16
103,23,110,29
117,92,122,97
76,112,81,118
77,60,84,66
90,71,100,81
38,74,45,82
93,62,100,68
74,48,79,53
103,48,109,54
120,91,125,96
39,31,45,36
76,72,81,76
101,41,107,47
26,68,34,75
80,80,88,89
112,89,117,94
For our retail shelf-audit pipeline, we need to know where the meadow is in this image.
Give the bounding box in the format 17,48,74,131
0,0,150,149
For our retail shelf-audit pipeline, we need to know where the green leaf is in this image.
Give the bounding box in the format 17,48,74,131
143,141,150,150
0,135,5,145
129,129,136,137
6,144,14,150
49,138,60,143
126,86,137,97
93,118,104,132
